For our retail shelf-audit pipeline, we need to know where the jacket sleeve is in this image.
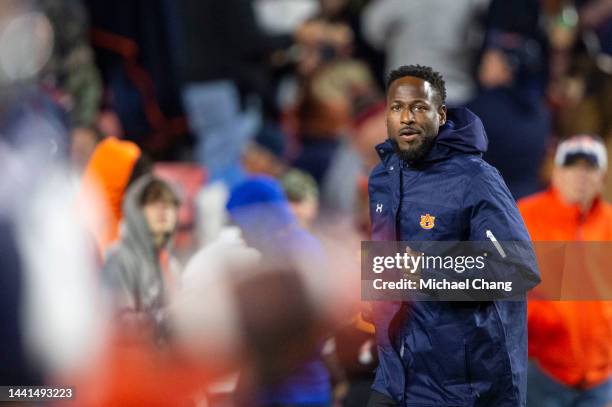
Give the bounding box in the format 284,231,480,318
463,166,541,295
102,250,139,313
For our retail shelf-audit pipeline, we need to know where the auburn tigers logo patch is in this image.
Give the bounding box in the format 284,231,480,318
420,213,435,229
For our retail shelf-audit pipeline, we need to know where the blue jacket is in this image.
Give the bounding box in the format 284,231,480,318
368,108,540,406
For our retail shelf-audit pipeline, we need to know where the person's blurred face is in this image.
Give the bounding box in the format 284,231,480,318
386,76,446,165
143,198,178,245
552,158,605,211
70,127,98,170
289,197,319,229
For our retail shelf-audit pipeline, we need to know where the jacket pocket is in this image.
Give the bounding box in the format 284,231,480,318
424,329,470,386
438,346,469,386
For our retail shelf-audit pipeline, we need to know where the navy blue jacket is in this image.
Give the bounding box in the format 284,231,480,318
368,108,540,406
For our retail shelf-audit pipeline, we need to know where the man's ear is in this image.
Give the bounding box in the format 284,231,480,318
438,105,447,126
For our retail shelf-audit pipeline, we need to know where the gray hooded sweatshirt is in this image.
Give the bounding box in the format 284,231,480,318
103,175,179,329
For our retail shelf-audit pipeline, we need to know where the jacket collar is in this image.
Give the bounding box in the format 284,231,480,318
375,138,395,163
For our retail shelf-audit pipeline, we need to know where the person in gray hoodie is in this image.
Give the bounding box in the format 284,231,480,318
103,175,181,341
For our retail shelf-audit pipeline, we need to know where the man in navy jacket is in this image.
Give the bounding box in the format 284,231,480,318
367,65,540,407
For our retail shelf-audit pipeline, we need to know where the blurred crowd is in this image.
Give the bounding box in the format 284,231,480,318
0,0,611,406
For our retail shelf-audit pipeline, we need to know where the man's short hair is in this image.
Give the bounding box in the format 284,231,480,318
386,65,447,106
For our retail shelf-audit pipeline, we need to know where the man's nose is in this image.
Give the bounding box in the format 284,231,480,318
400,107,414,124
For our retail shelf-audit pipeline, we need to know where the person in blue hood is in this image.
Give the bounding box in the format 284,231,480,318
367,65,540,407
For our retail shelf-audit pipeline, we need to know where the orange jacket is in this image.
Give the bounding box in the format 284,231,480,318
518,188,612,388
81,137,141,255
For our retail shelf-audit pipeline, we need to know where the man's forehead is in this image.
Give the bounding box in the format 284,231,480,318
387,76,435,102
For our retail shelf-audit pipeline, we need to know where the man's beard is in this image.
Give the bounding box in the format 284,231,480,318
392,135,436,166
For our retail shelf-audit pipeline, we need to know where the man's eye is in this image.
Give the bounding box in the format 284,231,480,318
391,105,402,112
414,105,427,111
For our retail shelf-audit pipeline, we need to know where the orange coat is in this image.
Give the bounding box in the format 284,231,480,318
518,188,612,388
81,137,141,255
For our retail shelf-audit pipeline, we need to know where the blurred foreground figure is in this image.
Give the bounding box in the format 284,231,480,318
226,177,332,406
519,135,612,406
0,0,105,389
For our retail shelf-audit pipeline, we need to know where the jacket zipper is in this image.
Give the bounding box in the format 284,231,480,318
486,230,507,258
464,340,476,397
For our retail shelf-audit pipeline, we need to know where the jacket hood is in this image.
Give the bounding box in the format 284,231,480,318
377,107,488,165
121,174,178,256
434,107,488,156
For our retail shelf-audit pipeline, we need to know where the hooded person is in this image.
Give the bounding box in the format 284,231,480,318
367,65,540,406
103,175,181,341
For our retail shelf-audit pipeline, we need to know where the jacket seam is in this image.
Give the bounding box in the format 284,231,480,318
492,301,522,404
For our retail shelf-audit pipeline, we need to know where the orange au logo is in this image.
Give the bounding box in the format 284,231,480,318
420,213,435,229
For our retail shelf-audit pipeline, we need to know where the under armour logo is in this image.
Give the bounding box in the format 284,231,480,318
376,203,383,213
